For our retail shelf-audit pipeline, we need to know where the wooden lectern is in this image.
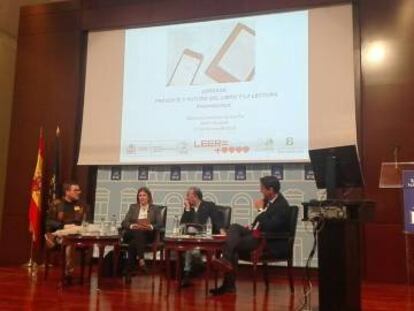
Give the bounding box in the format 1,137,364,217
302,200,375,311
306,145,375,311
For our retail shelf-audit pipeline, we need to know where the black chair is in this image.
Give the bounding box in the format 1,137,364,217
120,205,168,274
181,206,231,234
215,205,232,231
147,205,168,272
248,205,299,294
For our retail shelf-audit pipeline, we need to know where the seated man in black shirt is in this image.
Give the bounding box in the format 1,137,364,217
210,176,290,295
180,186,225,287
44,181,87,278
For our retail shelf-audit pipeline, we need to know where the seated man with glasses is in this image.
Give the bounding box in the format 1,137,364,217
44,181,87,282
179,186,225,287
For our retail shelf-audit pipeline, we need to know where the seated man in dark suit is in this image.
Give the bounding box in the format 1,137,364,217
180,186,225,287
210,175,290,295
121,187,162,283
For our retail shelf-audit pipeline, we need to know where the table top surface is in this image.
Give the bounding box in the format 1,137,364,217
164,234,226,243
61,234,121,242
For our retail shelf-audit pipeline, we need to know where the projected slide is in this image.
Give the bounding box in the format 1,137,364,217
120,11,308,163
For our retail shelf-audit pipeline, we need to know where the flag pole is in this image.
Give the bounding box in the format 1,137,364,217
22,240,37,270
24,127,44,271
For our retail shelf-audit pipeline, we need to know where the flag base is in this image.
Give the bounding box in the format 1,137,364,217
22,258,38,270
23,240,38,270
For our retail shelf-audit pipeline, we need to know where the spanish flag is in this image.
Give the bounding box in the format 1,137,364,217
28,129,45,245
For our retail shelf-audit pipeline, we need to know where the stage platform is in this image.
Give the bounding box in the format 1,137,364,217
0,266,412,310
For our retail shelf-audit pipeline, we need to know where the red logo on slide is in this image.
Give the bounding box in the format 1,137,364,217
220,145,250,154
193,140,250,154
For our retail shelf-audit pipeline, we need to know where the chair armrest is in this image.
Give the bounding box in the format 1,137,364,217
152,227,165,245
150,228,167,251
156,227,167,240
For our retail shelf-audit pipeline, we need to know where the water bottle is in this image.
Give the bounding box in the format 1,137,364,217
111,214,117,234
81,219,89,234
99,217,105,235
206,217,212,236
172,216,179,236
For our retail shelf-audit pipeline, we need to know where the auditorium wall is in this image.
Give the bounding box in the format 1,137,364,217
0,0,52,241
0,32,15,240
2,0,414,284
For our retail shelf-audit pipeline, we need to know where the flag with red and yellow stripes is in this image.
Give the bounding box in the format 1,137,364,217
28,129,45,245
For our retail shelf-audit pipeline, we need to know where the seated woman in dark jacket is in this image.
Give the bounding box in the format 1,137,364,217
121,187,162,283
